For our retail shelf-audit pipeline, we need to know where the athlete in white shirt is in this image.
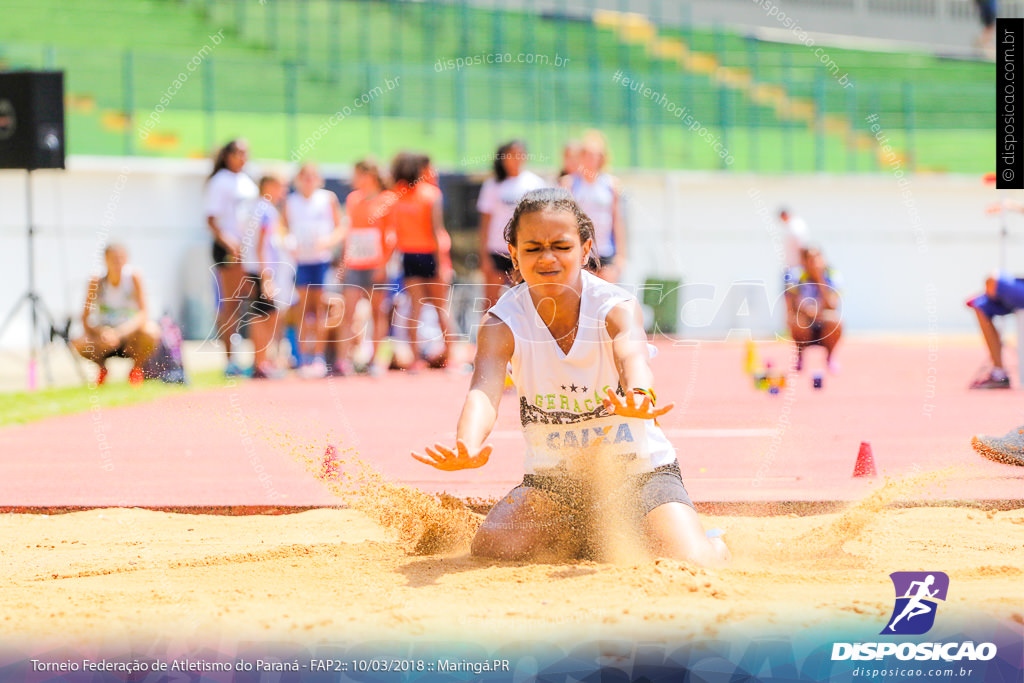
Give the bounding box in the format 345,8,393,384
283,163,344,378
561,130,627,283
477,140,547,309
205,139,259,376
413,188,729,567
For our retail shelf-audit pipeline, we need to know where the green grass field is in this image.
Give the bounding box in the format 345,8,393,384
0,370,229,427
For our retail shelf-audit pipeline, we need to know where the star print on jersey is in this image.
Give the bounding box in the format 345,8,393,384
519,386,627,427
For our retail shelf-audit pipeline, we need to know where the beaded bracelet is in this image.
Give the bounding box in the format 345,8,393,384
631,388,659,424
632,387,657,403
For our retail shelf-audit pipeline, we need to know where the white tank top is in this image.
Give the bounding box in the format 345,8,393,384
477,171,548,255
95,266,139,328
204,169,259,243
570,173,616,259
286,189,337,264
488,271,676,475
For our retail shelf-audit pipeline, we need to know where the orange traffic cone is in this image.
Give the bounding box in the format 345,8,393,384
852,441,877,477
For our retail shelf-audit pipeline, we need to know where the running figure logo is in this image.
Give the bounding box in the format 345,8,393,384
882,571,949,635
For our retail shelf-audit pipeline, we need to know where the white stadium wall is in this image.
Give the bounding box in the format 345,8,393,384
618,172,1012,339
0,156,1014,348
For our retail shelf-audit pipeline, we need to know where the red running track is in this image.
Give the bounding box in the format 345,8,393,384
1,337,1022,507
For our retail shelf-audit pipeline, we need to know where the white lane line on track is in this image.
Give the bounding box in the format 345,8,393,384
474,428,779,439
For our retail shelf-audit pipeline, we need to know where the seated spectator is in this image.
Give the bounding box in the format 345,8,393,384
72,244,161,386
965,272,1024,389
786,246,842,374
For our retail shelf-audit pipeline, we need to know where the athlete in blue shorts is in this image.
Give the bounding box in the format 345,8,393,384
966,272,1024,389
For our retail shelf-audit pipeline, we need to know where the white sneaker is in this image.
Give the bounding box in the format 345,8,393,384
300,357,328,379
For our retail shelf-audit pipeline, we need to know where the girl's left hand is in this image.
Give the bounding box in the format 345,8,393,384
603,388,674,420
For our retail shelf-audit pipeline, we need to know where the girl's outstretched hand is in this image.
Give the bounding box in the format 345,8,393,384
603,388,674,420
412,439,493,471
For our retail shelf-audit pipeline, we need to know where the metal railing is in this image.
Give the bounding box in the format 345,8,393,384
0,0,995,173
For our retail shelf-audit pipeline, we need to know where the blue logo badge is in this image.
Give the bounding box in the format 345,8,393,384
882,571,949,635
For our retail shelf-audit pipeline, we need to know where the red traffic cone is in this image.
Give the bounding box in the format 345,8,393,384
852,441,877,477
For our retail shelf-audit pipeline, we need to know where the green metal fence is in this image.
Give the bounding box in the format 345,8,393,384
0,0,995,172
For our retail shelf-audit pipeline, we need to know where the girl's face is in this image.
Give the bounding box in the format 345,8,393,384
352,168,369,193
580,145,603,173
563,146,580,174
806,250,826,275
295,166,322,196
227,143,248,172
509,209,592,295
353,168,380,194
262,179,284,204
502,145,525,177
104,247,127,278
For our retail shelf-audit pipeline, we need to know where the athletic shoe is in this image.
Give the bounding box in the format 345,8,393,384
971,427,1024,466
300,357,328,379
969,372,1010,390
225,361,246,377
252,361,285,380
328,360,354,378
129,367,144,387
367,362,385,378
95,366,109,387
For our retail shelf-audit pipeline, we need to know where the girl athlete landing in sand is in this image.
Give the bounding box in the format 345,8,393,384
413,188,729,567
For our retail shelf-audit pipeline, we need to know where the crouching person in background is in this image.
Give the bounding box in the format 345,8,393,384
72,243,160,386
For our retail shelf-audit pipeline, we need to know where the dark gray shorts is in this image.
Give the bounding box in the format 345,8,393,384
520,460,694,527
342,267,376,290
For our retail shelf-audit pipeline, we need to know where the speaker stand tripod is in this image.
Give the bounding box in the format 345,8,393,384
0,169,86,388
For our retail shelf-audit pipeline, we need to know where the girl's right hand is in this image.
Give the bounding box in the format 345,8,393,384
412,439,492,471
99,327,120,348
220,236,241,261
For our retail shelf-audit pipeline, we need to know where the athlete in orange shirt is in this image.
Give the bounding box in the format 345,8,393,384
339,159,397,375
390,152,452,369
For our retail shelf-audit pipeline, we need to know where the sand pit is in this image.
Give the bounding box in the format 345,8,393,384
1,494,1021,649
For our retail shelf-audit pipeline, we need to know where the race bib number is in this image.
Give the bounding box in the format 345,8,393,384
346,228,382,268
523,415,650,474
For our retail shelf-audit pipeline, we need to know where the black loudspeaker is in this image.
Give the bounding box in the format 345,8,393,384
0,71,66,170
